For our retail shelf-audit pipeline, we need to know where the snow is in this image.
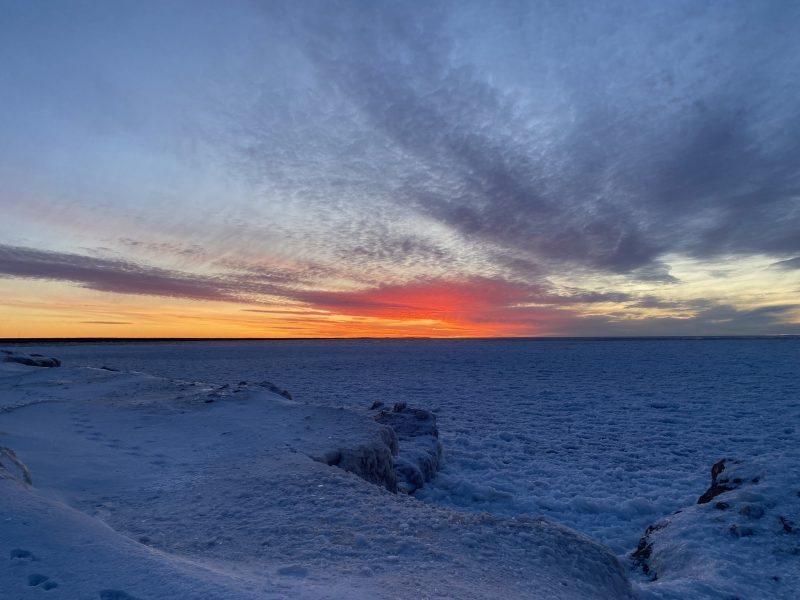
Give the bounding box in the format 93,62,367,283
373,402,443,493
632,457,800,599
0,353,635,599
3,338,798,598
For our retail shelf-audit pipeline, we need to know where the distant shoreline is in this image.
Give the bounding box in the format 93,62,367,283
1,335,798,344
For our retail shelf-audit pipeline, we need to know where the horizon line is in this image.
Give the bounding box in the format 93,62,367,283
2,335,799,344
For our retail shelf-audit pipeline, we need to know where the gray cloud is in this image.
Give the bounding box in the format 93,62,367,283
2,1,798,337
239,0,800,279
772,256,800,270
616,304,800,336
2,243,795,336
0,244,242,302
505,301,800,337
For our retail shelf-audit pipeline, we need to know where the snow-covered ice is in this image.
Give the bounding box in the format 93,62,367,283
0,351,635,599
631,456,800,599
2,338,798,598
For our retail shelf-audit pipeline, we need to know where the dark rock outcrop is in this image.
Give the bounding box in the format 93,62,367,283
630,457,800,594
697,458,741,504
631,521,668,578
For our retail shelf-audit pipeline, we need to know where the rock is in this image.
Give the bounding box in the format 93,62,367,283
697,458,741,504
631,521,668,578
630,456,800,595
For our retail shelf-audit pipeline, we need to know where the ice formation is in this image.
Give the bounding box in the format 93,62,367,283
0,351,635,599
633,457,800,599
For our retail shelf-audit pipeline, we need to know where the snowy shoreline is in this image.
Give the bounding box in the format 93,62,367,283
1,351,635,599
2,346,798,599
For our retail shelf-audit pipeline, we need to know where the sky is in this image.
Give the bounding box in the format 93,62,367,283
1,0,799,338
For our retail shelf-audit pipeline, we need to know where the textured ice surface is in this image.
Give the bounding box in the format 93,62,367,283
8,338,800,597
632,456,800,599
28,339,798,547
0,354,634,599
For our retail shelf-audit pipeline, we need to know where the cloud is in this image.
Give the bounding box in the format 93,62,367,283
0,244,242,302
2,2,799,336
1,243,796,336
616,303,800,337
771,256,800,270
237,0,800,280
297,277,540,320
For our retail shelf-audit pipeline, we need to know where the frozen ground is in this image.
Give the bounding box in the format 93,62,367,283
3,338,799,598
0,352,634,599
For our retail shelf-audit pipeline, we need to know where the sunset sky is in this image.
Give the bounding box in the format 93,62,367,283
1,1,798,338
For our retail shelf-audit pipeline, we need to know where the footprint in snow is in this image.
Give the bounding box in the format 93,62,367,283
28,573,59,590
9,548,36,563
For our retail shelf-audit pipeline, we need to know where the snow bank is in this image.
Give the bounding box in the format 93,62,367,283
0,351,635,599
633,457,800,599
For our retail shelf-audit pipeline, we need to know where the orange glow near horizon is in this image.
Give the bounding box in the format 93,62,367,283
3,265,798,339
0,278,537,338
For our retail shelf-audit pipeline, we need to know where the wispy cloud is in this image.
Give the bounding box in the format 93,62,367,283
771,257,800,270
238,1,800,279
0,245,241,302
1,1,799,336
1,243,797,336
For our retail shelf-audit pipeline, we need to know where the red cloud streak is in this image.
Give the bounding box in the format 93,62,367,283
299,277,544,335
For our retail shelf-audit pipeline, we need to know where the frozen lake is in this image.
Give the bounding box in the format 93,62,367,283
17,337,799,557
